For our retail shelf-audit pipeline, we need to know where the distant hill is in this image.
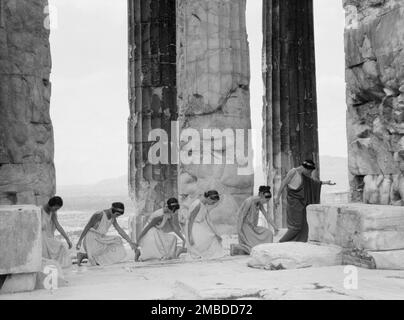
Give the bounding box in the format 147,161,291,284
57,175,133,212
319,155,349,193
58,175,128,197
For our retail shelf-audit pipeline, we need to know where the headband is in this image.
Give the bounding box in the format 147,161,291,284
302,161,316,170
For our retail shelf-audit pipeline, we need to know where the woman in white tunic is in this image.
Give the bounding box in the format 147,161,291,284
185,191,225,260
76,202,136,266
135,198,186,262
41,196,72,269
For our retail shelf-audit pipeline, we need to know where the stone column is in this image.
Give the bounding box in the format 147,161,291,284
263,0,319,227
344,0,404,205
0,0,55,206
128,0,177,236
177,0,254,233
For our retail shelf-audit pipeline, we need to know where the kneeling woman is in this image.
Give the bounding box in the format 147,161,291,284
76,202,136,266
135,198,186,262
41,196,72,269
185,191,225,260
232,186,278,255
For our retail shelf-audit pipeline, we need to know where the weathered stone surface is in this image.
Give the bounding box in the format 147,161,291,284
177,0,254,231
0,205,42,275
0,273,36,294
308,204,404,250
344,0,404,204
248,243,342,270
128,0,177,237
0,0,55,206
368,250,404,270
263,0,319,227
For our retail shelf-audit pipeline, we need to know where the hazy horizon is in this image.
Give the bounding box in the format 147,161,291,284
49,0,347,187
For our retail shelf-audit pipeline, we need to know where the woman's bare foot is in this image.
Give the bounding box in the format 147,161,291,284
134,248,141,262
77,252,87,266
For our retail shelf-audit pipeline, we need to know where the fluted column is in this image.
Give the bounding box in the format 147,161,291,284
263,0,319,227
0,0,55,206
128,0,177,235
177,0,254,233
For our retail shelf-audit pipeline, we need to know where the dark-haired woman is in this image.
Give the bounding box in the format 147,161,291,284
274,160,335,242
134,198,186,262
76,202,136,266
231,186,278,255
184,191,225,260
41,196,72,269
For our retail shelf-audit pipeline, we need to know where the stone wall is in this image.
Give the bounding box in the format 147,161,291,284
177,0,254,232
0,0,55,206
344,0,404,205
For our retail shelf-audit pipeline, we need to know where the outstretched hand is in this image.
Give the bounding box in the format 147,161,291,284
323,180,336,186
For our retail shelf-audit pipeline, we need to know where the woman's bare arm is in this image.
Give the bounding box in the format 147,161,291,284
51,213,72,248
112,218,135,246
76,213,102,249
275,169,297,202
169,217,186,247
258,203,278,231
136,217,161,243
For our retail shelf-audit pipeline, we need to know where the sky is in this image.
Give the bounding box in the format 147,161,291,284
48,0,346,186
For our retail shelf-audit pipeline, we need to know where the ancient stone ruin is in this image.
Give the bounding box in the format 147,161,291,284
345,0,404,206
1,0,404,293
0,0,55,207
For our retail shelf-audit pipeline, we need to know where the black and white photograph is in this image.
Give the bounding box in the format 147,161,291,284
1,0,404,303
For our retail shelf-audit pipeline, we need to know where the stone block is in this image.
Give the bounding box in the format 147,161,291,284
0,205,42,275
308,204,404,250
247,242,343,270
0,273,37,294
368,250,404,270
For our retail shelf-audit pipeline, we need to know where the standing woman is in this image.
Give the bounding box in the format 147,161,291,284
135,198,186,262
274,160,335,242
41,196,72,269
185,190,225,260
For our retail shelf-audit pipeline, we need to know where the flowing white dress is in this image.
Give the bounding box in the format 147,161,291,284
41,208,71,269
138,209,178,261
184,199,225,260
83,211,127,266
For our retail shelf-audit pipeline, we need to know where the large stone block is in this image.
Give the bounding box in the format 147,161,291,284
368,250,404,270
0,273,37,294
247,243,343,270
0,205,42,275
308,204,404,250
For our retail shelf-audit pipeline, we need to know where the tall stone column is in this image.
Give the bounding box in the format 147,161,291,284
0,0,55,206
263,0,319,227
344,0,404,205
128,0,177,236
177,0,254,233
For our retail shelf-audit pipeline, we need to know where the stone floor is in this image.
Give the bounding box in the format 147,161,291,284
1,255,404,300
